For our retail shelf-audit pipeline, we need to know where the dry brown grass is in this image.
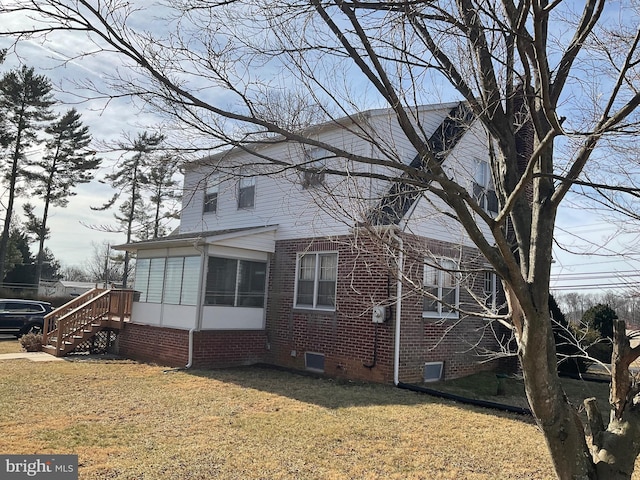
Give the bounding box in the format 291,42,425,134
0,344,638,479
0,336,22,354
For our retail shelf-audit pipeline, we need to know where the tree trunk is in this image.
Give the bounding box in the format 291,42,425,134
518,305,597,480
585,320,640,479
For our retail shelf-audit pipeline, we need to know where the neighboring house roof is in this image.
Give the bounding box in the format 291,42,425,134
59,281,97,289
113,225,279,252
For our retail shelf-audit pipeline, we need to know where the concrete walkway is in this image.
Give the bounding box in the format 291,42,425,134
0,351,63,362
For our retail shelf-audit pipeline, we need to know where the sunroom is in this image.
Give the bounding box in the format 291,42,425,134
114,226,278,331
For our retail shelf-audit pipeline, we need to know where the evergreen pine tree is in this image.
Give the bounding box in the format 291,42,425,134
0,65,55,281
28,108,100,285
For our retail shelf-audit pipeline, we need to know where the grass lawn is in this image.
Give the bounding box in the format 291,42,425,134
0,337,638,479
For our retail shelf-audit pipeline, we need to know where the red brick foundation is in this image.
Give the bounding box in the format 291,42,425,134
118,323,268,368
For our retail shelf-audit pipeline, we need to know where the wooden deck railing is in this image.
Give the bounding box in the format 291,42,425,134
43,288,106,342
43,289,135,355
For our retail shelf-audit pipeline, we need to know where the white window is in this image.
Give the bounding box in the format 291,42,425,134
473,159,498,214
203,174,219,213
238,173,255,209
483,270,498,313
423,258,459,318
205,257,267,307
295,252,337,310
133,256,199,306
146,258,166,303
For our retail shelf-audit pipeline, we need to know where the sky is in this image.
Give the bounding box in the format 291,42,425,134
0,37,180,270
0,3,639,296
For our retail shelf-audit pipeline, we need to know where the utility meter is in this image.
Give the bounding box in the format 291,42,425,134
372,306,386,323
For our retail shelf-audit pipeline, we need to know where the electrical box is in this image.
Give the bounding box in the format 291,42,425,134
372,306,386,323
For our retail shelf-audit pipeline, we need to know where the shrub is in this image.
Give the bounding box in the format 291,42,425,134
19,332,43,352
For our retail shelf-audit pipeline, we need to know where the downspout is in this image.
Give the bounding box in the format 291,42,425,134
186,238,206,369
391,230,404,386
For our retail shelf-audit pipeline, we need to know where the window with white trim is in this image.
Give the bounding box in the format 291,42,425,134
473,159,498,214
205,257,267,307
134,256,199,306
423,258,459,318
483,270,498,313
295,252,337,310
238,173,255,209
203,174,219,213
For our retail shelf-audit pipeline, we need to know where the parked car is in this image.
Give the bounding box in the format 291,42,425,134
0,299,54,337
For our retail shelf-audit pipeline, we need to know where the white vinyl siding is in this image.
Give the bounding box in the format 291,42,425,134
178,103,486,248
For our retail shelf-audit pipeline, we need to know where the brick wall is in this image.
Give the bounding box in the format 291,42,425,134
266,232,513,384
119,323,189,367
266,234,395,383
120,230,513,382
119,323,268,368
396,233,512,382
192,330,268,368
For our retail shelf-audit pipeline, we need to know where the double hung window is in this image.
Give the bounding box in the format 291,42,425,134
483,270,498,313
302,148,327,188
238,173,255,209
203,174,219,213
423,258,459,318
295,252,338,310
473,159,498,214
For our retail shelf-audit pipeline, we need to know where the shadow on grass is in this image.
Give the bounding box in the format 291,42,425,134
182,364,538,423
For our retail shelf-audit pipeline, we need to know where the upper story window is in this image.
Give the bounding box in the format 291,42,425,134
473,159,498,214
203,174,219,214
302,148,327,189
423,257,459,318
238,173,256,209
295,252,338,310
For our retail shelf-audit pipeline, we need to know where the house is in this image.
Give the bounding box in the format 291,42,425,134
38,280,99,298
114,102,512,384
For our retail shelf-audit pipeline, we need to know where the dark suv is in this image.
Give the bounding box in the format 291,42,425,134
0,299,54,337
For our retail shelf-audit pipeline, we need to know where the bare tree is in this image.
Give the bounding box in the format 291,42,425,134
82,241,124,286
5,1,640,477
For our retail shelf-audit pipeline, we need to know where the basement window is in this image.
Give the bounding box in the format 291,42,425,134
423,361,444,382
305,352,325,373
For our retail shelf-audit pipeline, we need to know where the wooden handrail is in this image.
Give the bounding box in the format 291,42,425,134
43,288,106,343
42,289,135,355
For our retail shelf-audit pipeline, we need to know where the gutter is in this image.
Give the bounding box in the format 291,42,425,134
391,230,404,386
186,239,207,369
